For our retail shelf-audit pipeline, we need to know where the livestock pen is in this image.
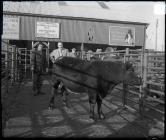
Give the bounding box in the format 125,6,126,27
1,44,164,137
83,48,165,124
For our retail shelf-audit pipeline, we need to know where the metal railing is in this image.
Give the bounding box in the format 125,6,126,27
82,48,165,121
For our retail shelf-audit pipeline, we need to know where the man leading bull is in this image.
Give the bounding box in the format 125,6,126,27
49,42,70,108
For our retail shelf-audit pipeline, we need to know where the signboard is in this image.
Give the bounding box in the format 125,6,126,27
36,21,60,38
2,16,20,40
109,26,135,46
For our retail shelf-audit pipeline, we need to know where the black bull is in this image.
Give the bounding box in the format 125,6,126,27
49,57,142,120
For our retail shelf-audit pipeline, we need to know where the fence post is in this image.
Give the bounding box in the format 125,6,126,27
139,52,147,116
125,48,129,61
123,83,128,107
87,52,90,61
13,45,16,82
25,49,27,79
11,46,14,85
6,42,9,94
30,50,33,80
122,53,127,107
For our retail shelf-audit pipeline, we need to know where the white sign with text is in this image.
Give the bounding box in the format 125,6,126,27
2,16,20,40
36,21,60,38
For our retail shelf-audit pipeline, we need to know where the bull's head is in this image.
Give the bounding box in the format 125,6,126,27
124,61,142,86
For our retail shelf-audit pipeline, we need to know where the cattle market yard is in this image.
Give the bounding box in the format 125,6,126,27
3,81,164,138
2,2,165,138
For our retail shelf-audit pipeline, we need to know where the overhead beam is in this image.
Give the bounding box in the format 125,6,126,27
57,1,67,6
97,1,109,9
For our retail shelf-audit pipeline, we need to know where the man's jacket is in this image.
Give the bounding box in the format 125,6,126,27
31,50,43,72
50,48,69,63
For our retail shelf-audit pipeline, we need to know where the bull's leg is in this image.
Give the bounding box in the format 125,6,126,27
89,94,96,119
89,102,95,119
49,81,61,110
49,87,55,110
97,94,105,120
61,86,69,108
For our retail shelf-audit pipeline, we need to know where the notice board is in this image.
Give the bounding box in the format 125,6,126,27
2,16,20,40
109,26,135,46
36,21,60,39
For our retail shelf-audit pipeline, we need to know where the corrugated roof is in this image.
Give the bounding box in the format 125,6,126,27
3,1,150,24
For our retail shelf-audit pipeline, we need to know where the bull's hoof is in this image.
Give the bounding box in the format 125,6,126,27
48,106,53,110
98,114,105,120
48,104,55,110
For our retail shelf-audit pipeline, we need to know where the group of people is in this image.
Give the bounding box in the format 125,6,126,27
31,41,77,96
86,47,117,60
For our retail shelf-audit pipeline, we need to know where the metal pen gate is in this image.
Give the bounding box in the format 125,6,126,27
1,40,26,132
18,48,32,80
82,48,165,122
142,51,165,121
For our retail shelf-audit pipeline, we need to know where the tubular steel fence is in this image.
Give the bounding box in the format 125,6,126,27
1,41,46,134
1,40,26,133
1,41,164,125
81,48,165,122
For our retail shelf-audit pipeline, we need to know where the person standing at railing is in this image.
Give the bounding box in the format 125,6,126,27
69,48,77,58
50,42,69,63
102,47,117,60
31,44,45,96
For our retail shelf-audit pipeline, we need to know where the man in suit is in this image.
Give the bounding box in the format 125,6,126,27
50,42,69,63
31,44,45,96
49,42,69,107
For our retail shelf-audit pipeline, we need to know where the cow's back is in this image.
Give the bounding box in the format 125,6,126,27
53,57,124,94
53,57,96,93
91,60,124,82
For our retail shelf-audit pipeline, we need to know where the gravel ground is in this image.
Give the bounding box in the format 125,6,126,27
3,81,164,138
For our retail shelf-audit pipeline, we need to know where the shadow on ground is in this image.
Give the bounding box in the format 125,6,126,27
3,82,164,138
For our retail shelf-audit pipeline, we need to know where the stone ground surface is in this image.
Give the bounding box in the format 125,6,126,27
3,80,164,138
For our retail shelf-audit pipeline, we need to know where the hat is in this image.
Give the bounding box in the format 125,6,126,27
72,48,76,51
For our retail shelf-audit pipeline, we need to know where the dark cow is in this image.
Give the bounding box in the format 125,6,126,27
49,56,141,120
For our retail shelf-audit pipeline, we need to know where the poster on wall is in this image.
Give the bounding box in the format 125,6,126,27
2,16,20,40
109,26,135,46
36,21,60,39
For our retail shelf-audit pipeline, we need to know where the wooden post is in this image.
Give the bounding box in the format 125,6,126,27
139,25,147,116
125,48,129,61
32,41,33,49
122,53,127,107
30,50,33,80
47,42,50,72
15,47,18,82
6,41,9,94
81,43,84,59
140,52,147,115
25,49,27,79
11,46,14,85
123,83,128,107
13,45,17,82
